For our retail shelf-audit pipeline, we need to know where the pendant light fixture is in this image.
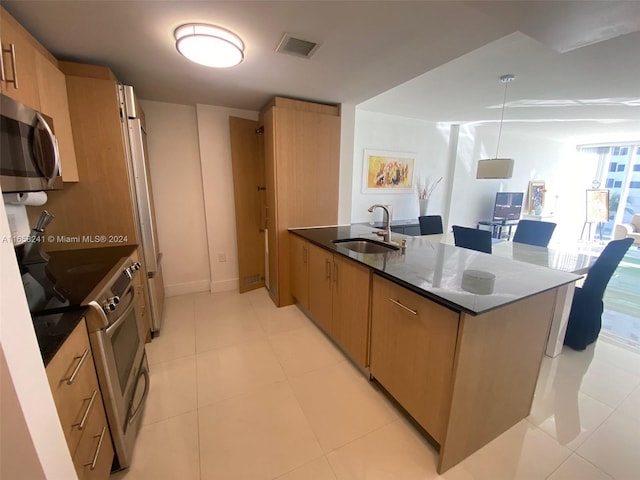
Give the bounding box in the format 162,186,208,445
476,74,516,179
174,23,244,68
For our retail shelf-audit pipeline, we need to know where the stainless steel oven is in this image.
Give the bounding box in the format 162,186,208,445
84,256,149,470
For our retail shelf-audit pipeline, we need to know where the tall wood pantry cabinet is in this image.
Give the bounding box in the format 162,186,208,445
261,97,341,306
26,61,155,340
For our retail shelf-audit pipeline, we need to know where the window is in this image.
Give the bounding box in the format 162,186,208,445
612,146,629,156
577,142,640,240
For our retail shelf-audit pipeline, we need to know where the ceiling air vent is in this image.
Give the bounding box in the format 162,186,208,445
276,33,320,58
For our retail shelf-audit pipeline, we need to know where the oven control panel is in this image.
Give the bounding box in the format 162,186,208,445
100,259,141,315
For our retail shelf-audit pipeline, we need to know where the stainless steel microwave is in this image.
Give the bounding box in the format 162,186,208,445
1,94,62,193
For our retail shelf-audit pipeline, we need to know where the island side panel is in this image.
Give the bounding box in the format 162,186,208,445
438,288,557,473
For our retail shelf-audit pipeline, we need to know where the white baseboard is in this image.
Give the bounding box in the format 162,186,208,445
165,280,210,297
210,278,238,293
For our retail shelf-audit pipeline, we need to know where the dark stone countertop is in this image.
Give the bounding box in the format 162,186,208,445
26,245,138,364
32,307,88,366
289,224,580,316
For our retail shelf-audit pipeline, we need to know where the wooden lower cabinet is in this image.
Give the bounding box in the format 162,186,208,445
332,254,371,368
307,242,333,333
370,275,459,443
289,233,309,309
46,319,114,479
306,240,371,368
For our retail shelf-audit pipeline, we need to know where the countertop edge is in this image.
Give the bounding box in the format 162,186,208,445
289,226,580,316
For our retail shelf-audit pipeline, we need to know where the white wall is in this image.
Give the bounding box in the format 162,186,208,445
0,200,77,479
450,123,568,236
351,110,451,223
338,104,356,224
195,105,260,293
140,101,211,296
351,111,593,245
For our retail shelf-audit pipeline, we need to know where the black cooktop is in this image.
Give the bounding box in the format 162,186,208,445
21,245,137,312
23,245,138,364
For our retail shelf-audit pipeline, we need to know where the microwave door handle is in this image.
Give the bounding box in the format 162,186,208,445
34,112,61,188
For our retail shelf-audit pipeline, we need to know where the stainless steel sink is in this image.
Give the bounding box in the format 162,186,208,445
332,238,399,254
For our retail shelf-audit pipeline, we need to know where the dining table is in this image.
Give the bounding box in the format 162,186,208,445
421,233,601,357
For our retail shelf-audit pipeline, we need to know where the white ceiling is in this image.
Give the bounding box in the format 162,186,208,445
4,1,640,140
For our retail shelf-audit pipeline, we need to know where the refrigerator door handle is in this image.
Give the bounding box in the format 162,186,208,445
147,253,162,278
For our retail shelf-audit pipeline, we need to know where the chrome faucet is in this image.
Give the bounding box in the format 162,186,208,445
368,204,392,243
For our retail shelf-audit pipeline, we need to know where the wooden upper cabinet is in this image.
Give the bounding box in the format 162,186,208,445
1,7,78,181
29,68,138,251
35,51,79,182
0,8,41,108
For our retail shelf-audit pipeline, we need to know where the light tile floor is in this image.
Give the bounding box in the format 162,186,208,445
111,288,640,480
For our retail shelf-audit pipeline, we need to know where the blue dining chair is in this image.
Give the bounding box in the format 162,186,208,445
418,215,443,235
452,225,492,254
513,220,557,247
564,238,634,350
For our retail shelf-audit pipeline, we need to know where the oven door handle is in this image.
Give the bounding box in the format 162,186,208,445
127,364,150,425
104,286,136,338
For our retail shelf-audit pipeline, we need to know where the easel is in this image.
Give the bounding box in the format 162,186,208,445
580,221,604,241
582,189,609,242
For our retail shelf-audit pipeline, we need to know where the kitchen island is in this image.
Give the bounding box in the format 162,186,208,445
289,224,579,473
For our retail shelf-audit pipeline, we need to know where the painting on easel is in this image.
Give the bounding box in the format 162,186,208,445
586,189,610,223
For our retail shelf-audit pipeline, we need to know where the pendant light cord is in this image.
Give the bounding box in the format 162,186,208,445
495,74,515,160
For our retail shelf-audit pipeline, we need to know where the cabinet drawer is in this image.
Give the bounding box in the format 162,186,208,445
72,393,114,480
46,320,100,455
370,275,459,442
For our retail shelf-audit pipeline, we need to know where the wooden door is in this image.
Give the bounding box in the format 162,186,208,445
229,116,266,292
332,255,371,368
307,243,333,334
289,234,309,309
370,275,459,443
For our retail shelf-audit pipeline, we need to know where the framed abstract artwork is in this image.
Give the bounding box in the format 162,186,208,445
362,149,416,193
527,181,546,213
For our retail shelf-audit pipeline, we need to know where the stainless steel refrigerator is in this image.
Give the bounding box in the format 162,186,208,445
118,84,165,335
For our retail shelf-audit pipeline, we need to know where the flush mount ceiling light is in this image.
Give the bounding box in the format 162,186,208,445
477,74,516,179
174,23,244,68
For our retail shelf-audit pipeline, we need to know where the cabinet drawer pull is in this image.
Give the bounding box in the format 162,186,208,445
0,45,5,82
325,259,331,280
84,426,107,471
333,262,338,284
2,43,18,88
73,390,98,431
64,348,90,385
389,298,418,315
